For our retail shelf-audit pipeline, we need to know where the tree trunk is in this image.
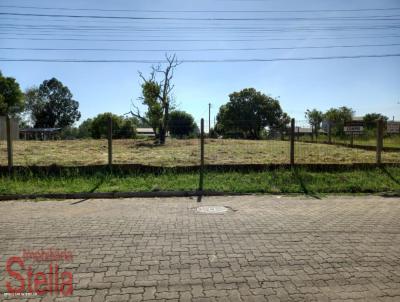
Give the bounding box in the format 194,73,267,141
159,104,169,145
158,126,165,144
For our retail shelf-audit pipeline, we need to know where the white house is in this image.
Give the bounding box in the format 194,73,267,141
0,116,19,140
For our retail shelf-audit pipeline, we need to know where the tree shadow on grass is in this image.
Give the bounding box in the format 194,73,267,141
135,142,161,148
292,168,321,200
70,176,106,205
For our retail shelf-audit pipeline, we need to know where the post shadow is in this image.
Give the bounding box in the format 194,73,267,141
292,167,321,199
380,166,400,185
70,176,106,205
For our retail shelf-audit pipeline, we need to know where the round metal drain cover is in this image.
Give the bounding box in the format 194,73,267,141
196,206,229,214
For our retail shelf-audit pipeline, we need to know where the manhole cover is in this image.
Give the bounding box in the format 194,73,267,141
196,206,229,214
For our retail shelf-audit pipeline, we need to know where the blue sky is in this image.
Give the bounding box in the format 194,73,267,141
0,0,399,128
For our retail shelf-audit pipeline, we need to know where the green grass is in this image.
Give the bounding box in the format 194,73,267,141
1,167,399,195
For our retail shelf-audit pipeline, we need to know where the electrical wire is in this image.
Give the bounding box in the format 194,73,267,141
1,53,399,63
1,12,400,22
1,43,399,53
3,35,400,42
1,4,400,14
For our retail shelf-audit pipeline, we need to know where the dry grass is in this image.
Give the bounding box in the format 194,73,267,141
0,138,399,167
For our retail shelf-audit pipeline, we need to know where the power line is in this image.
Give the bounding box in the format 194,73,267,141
3,16,397,29
1,43,399,53
3,24,400,33
0,26,400,41
3,23,400,30
3,34,400,43
1,4,400,14
1,53,399,63
1,12,400,22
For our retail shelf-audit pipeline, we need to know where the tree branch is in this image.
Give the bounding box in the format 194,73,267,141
127,101,150,126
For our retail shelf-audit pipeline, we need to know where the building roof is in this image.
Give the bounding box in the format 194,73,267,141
295,127,327,134
136,128,154,133
20,128,62,133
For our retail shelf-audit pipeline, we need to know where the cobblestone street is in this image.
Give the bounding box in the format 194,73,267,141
0,195,399,301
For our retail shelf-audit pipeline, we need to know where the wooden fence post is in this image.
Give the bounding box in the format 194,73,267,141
290,118,295,166
199,118,205,192
6,115,13,173
376,118,383,165
328,121,332,144
108,116,113,168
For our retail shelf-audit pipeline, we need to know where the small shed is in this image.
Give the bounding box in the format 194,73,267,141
20,128,62,140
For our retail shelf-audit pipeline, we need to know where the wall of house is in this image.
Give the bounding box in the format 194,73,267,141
0,116,19,140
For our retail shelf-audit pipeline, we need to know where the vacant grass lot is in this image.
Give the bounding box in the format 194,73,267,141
0,138,399,166
299,134,400,148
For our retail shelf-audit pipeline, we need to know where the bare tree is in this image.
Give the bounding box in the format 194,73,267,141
129,54,180,144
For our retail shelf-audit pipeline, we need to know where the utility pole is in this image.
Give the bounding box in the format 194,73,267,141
208,103,211,133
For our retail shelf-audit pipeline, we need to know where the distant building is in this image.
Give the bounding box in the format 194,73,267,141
137,128,155,137
295,127,313,135
387,121,400,134
20,128,61,140
0,116,19,140
136,128,170,138
294,127,327,135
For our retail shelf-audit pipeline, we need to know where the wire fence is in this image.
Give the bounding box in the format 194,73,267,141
1,117,400,168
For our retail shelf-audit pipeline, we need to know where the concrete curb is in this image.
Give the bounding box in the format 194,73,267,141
0,190,253,201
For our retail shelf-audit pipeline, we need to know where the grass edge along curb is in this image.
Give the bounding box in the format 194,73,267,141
1,162,400,176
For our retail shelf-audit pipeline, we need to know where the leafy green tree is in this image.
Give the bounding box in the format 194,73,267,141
118,117,138,139
323,106,354,136
363,113,388,129
276,112,291,139
89,113,137,139
216,88,284,139
90,113,120,139
129,54,179,144
60,127,79,140
0,71,24,116
77,118,93,138
168,110,197,138
305,109,324,138
25,78,81,128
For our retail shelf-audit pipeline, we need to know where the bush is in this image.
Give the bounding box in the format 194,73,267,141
168,111,197,138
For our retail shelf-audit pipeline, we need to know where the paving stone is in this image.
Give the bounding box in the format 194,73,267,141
0,195,399,301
